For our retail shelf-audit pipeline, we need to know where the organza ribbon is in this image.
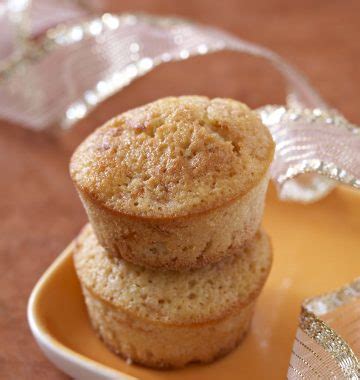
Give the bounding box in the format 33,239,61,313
1,1,360,378
1,0,360,203
289,279,360,379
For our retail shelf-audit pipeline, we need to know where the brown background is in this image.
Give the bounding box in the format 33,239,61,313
1,1,360,379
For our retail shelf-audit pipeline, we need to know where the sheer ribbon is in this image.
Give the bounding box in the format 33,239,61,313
1,2,360,377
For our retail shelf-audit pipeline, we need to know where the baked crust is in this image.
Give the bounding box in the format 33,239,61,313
73,226,272,368
76,171,270,270
70,96,274,219
83,286,255,368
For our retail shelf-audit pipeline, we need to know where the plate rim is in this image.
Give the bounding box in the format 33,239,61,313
27,242,138,380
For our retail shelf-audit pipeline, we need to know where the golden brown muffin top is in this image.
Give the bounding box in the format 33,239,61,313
70,96,274,218
74,225,272,325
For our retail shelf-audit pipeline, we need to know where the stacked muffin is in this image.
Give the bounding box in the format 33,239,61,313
70,96,275,368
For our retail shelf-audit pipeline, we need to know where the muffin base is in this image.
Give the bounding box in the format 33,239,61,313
82,286,255,368
77,172,269,271
74,227,272,369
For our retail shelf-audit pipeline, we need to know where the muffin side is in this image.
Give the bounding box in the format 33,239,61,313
77,172,269,270
73,226,272,367
70,96,274,269
82,287,255,368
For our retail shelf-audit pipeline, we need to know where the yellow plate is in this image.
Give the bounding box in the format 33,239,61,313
28,185,360,379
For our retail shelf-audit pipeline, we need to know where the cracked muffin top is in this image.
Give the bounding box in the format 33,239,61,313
70,96,274,218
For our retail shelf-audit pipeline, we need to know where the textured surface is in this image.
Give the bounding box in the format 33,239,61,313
82,286,255,368
71,96,273,217
71,96,272,270
77,173,269,270
26,186,360,379
74,226,271,368
1,1,360,379
74,226,271,324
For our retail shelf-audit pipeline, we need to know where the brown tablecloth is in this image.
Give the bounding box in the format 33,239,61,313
1,1,360,378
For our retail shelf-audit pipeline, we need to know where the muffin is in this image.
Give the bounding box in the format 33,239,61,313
70,96,274,270
73,225,272,368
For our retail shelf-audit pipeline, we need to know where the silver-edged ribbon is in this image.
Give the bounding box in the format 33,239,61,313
1,1,359,203
1,3,360,377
